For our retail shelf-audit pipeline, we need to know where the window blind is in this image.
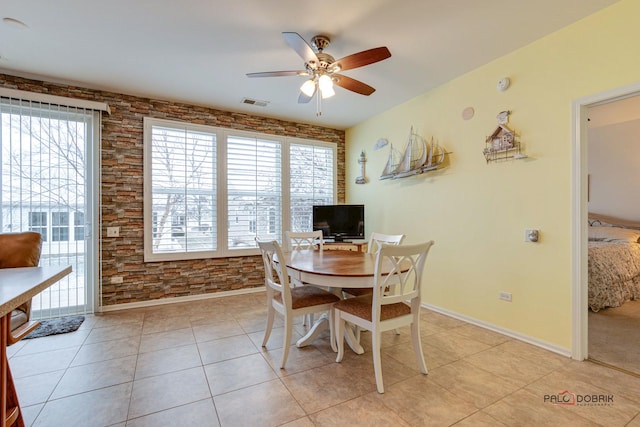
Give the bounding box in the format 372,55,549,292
227,135,282,249
149,125,217,254
290,142,335,232
0,94,100,318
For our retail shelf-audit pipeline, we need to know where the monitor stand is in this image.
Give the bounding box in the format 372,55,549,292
331,235,349,242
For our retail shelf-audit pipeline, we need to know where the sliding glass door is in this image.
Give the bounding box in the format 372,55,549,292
0,97,99,318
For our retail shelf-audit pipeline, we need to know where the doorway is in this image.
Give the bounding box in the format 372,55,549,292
572,81,640,363
585,95,640,375
0,97,100,318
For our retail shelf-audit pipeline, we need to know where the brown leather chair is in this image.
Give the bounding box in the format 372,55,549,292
0,232,43,345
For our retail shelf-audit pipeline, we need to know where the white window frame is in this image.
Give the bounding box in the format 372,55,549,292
143,117,337,261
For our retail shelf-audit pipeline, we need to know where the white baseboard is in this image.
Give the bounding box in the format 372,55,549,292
98,286,266,313
98,290,570,358
421,302,572,358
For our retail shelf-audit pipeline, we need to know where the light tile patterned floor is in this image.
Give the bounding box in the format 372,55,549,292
7,292,640,426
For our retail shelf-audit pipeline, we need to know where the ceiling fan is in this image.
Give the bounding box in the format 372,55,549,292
247,32,391,115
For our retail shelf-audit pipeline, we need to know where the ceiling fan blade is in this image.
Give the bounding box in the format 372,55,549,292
246,70,308,78
331,47,391,72
333,74,376,96
283,32,319,66
298,88,315,103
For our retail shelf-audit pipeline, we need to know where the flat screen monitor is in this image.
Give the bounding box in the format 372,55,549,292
312,204,364,241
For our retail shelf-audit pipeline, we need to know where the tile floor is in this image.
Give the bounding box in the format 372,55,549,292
7,291,640,426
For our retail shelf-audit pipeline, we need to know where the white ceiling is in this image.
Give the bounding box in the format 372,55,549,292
0,0,620,129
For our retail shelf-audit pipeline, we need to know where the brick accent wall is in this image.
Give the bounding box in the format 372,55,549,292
0,74,345,307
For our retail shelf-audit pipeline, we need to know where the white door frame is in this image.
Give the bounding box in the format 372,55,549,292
571,81,640,360
88,110,101,313
0,89,105,316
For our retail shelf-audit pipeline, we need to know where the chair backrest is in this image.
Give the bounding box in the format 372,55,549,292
0,232,42,268
284,230,323,252
0,232,43,329
367,232,405,254
256,239,292,305
372,241,434,319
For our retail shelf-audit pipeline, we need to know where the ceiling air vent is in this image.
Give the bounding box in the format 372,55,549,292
241,98,269,107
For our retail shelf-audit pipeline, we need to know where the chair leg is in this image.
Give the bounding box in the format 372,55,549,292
281,315,293,369
372,329,384,394
335,310,345,362
411,321,428,374
262,304,275,347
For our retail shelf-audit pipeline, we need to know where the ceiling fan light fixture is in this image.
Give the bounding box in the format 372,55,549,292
300,79,316,97
321,85,335,99
248,32,392,117
318,74,333,92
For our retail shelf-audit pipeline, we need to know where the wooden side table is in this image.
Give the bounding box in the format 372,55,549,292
1,265,72,427
324,240,368,253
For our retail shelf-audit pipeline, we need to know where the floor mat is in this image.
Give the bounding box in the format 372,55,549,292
24,315,85,339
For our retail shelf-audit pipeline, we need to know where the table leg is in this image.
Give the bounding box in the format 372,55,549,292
1,314,24,427
296,313,365,354
295,313,329,348
343,325,365,355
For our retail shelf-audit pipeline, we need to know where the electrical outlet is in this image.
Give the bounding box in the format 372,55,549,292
499,291,512,302
111,276,123,284
106,227,120,237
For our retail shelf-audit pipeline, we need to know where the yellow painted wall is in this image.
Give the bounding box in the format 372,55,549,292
345,0,639,350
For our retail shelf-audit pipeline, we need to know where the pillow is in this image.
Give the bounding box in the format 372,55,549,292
588,226,640,243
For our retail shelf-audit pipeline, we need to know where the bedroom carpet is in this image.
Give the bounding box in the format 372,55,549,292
589,300,640,376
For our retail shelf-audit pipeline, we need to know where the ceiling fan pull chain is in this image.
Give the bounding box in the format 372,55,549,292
316,90,322,116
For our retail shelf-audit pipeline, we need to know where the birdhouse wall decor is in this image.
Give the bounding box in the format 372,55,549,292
483,111,527,163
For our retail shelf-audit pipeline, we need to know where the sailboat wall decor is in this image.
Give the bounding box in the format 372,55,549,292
376,127,447,180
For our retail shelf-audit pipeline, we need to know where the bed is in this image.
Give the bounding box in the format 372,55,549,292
588,213,640,312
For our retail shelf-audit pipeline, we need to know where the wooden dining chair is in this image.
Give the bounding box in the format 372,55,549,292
334,241,434,393
367,232,406,254
257,239,340,368
0,232,43,345
284,230,324,252
342,232,405,298
284,230,325,326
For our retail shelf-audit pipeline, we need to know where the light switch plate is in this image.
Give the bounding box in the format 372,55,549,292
106,226,120,237
525,229,539,242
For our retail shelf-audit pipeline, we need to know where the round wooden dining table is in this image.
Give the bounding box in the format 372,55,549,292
284,249,383,287
283,249,402,354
